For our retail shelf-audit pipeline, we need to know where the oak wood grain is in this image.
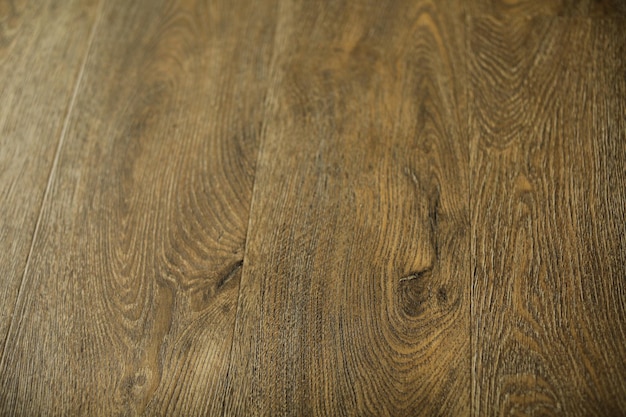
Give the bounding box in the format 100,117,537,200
2,1,626,416
470,16,626,416
0,0,99,359
0,0,277,415
469,0,626,17
223,1,470,415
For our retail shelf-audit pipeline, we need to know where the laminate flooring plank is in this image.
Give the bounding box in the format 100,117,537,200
0,0,100,358
0,0,277,415
223,1,470,415
469,0,626,17
470,16,626,416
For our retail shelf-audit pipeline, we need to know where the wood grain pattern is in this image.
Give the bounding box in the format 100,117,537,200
2,1,626,416
470,16,626,416
0,0,277,415
0,0,99,358
469,0,626,17
223,0,470,415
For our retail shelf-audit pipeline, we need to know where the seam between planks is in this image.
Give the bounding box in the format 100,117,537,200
219,4,285,416
0,0,106,370
465,9,476,417
218,91,267,417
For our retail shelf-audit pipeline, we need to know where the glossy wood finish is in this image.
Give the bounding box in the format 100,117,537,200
0,1,624,416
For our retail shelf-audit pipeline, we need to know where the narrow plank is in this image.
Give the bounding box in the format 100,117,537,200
224,0,470,415
469,0,626,17
470,17,626,416
0,0,277,415
0,0,99,357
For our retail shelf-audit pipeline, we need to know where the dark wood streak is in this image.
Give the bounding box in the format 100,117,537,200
469,0,626,17
217,260,244,290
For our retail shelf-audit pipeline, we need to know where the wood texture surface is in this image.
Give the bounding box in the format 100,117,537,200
1,0,625,416
470,16,626,416
469,0,626,17
0,0,277,415
223,1,470,415
0,0,99,359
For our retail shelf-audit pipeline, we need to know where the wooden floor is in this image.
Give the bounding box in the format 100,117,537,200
1,0,625,415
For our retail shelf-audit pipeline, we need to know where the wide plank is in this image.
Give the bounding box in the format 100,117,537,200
0,0,277,415
470,16,626,416
224,0,470,415
0,0,99,357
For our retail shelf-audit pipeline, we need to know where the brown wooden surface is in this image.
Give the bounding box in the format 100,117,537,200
0,1,625,416
0,0,277,414
0,0,99,361
223,0,470,415
470,16,626,416
469,0,626,17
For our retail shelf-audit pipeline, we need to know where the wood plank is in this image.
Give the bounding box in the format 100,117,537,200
0,0,278,415
0,0,99,358
223,1,470,415
469,0,626,17
470,16,626,416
